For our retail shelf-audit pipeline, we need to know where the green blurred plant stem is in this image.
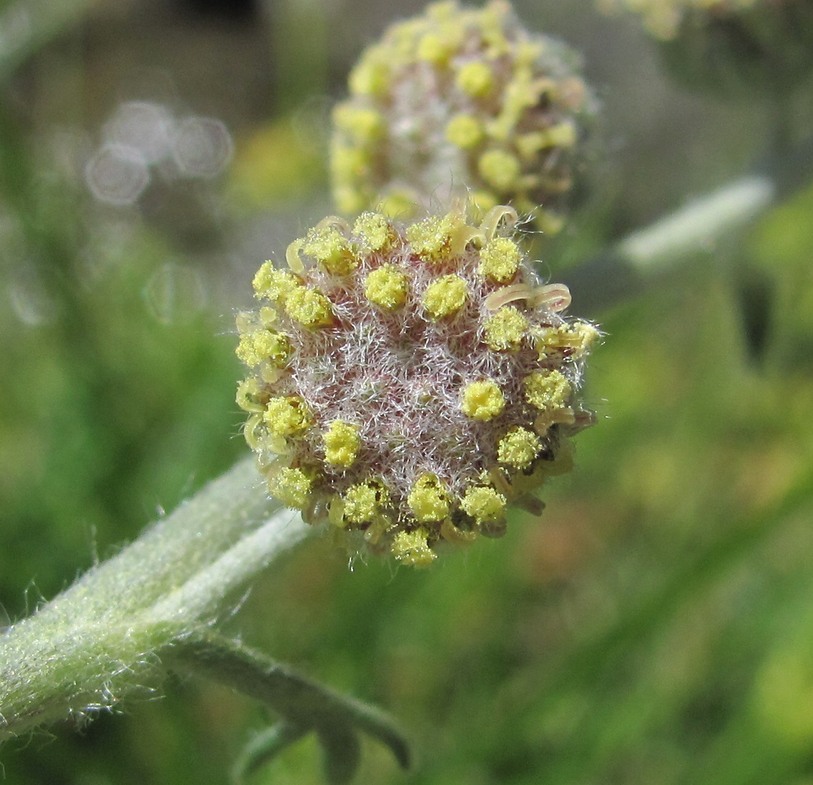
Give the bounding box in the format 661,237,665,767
0,457,309,741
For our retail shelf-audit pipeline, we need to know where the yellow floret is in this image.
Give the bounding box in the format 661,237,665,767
268,467,312,510
332,105,384,145
353,212,395,253
497,426,542,470
236,329,291,367
302,225,357,276
417,32,456,64
264,396,311,437
406,213,463,263
483,306,528,351
323,420,361,468
348,57,390,96
285,286,334,328
478,149,522,192
445,114,484,149
365,265,409,309
408,473,449,522
456,61,495,97
252,263,300,303
479,236,521,283
460,379,505,421
343,483,380,524
460,486,507,523
524,369,572,410
235,377,264,413
391,528,437,567
422,274,468,319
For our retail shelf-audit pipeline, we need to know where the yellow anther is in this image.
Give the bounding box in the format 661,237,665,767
365,265,409,309
343,482,380,524
524,369,571,410
417,32,456,64
285,286,334,328
323,420,361,468
332,105,384,145
460,379,505,421
445,114,484,149
483,306,528,351
378,189,419,219
236,329,291,368
252,263,300,303
408,473,449,522
268,467,312,510
406,212,464,263
456,61,495,97
460,485,507,523
478,149,522,192
422,274,468,319
391,528,436,567
302,224,357,276
352,211,395,253
497,426,542,470
515,123,577,160
478,236,521,283
264,396,311,437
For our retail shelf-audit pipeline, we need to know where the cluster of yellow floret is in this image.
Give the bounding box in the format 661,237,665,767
236,205,598,566
330,0,592,235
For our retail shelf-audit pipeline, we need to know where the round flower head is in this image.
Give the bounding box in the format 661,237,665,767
330,0,594,235
597,0,813,94
236,205,598,567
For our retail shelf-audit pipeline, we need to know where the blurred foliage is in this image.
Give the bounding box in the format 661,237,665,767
2,1,813,784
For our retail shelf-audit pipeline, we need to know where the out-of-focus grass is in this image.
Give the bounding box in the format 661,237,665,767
2,2,813,784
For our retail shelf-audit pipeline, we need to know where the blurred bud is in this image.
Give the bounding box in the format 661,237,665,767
236,204,598,566
599,0,813,95
330,0,596,235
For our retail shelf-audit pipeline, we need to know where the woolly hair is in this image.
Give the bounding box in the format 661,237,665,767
330,0,595,236
236,205,598,567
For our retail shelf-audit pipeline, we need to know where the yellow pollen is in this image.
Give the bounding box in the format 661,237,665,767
365,265,409,309
497,426,542,470
460,379,505,421
422,274,468,319
302,225,357,276
479,236,521,283
252,264,300,303
483,306,528,351
391,528,436,567
352,211,395,253
406,213,463,263
342,482,381,524
268,467,312,510
460,486,507,523
408,473,449,522
285,286,334,328
264,396,311,437
323,420,361,468
236,329,291,368
524,369,572,409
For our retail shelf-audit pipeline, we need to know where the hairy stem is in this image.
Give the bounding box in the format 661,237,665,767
0,458,310,741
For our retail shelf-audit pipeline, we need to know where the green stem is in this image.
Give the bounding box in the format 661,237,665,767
0,458,310,741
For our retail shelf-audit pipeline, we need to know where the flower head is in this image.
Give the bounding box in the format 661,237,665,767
330,0,595,235
236,205,598,566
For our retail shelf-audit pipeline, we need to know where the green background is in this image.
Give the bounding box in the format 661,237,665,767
2,0,813,783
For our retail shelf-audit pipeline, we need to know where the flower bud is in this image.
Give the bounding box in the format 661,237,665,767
236,205,598,567
599,0,813,95
330,0,595,235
